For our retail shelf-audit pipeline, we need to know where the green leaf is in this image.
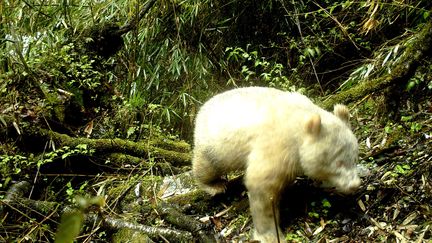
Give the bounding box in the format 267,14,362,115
423,11,430,20
308,211,319,218
402,164,411,170
54,209,84,243
406,81,416,91
62,152,71,160
384,126,392,134
79,182,88,191
126,127,136,138
395,165,405,174
76,144,88,150
305,48,315,57
322,198,331,208
401,116,412,122
260,73,271,81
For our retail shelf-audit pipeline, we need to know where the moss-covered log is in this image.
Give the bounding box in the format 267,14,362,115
24,128,191,167
105,153,187,175
321,19,432,110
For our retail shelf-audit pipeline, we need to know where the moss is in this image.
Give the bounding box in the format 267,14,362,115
148,138,191,153
107,153,181,175
111,228,154,243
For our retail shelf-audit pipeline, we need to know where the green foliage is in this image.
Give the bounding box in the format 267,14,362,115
57,44,103,90
111,0,218,136
401,116,423,133
225,46,298,92
2,1,432,242
24,40,103,91
394,164,412,175
384,124,393,134
385,158,416,179
308,198,332,219
340,40,407,91
0,154,30,188
0,144,94,188
66,181,89,202
406,64,432,91
37,144,95,167
285,230,307,242
340,5,431,91
1,2,102,87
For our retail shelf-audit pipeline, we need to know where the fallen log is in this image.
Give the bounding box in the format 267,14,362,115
23,128,191,167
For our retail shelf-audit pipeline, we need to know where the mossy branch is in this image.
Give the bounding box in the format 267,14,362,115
105,153,186,174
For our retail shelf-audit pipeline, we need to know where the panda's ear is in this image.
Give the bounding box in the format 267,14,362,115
333,104,350,125
305,114,321,137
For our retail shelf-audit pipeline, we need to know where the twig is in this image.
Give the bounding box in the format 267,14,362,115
86,214,193,242
313,1,360,50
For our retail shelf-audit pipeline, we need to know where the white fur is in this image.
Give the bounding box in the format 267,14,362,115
192,87,360,242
